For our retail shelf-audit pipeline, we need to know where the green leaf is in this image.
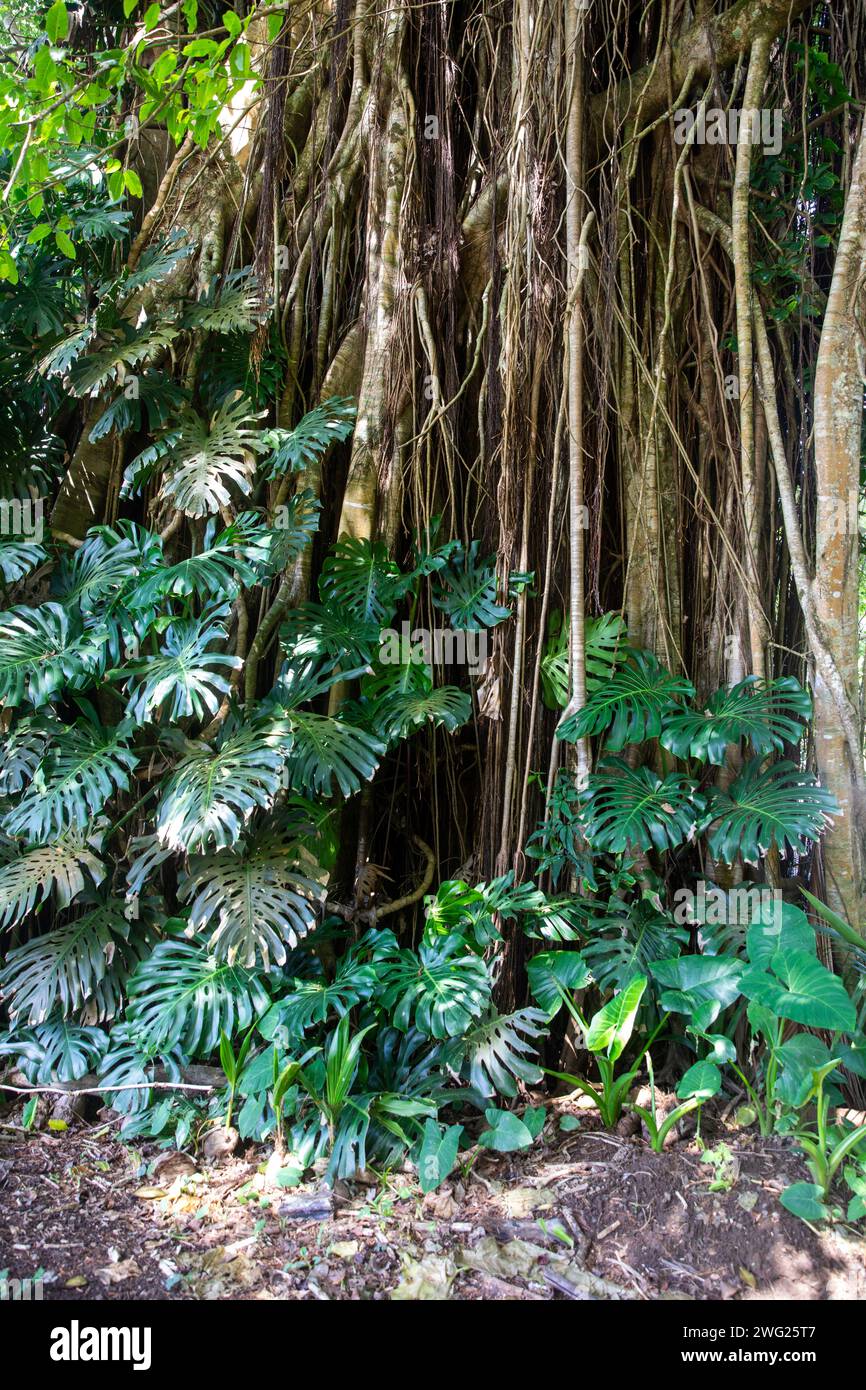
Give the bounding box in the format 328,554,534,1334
780,1182,829,1222
319,536,401,627
115,603,241,724
660,676,811,765
123,169,144,198
477,1108,536,1152
155,723,286,853
775,1034,835,1107
2,720,137,841
261,398,355,479
380,935,490,1040
579,757,703,854
540,610,629,709
0,604,109,708
431,540,510,630
558,649,694,749
279,710,385,799
445,1008,547,1098
0,1018,106,1084
585,976,646,1060
126,938,270,1055
739,951,856,1032
0,900,152,1026
418,1119,463,1192
180,823,326,970
54,230,76,259
526,949,592,1018
46,0,69,43
706,760,838,864
649,955,743,1030
676,1059,721,1100
0,842,105,930
140,398,268,519
745,902,816,970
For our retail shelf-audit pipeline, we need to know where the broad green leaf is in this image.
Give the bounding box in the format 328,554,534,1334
650,954,743,1030
526,949,592,1018
739,950,856,1032
676,1059,721,1100
477,1108,535,1152
780,1182,829,1223
745,902,816,969
585,975,646,1060
418,1119,463,1192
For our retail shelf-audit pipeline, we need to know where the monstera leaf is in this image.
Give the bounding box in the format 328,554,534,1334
179,825,326,969
181,268,265,335
444,1008,547,1098
2,719,137,840
0,1016,108,1083
661,675,812,764
0,717,53,796
258,955,378,1042
541,610,629,709
582,898,689,994
558,649,694,748
114,603,241,723
379,934,491,1039
261,397,356,478
318,535,401,627
705,759,838,863
0,841,105,929
0,540,47,584
0,899,152,1025
368,662,471,742
0,603,109,707
52,521,162,610
155,723,287,853
431,540,511,630
153,397,269,518
280,601,379,669
97,1021,185,1116
579,757,703,853
126,938,271,1055
129,512,274,608
279,710,385,798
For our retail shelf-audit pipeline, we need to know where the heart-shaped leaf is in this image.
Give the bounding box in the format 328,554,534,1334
676,1059,721,1101
650,955,743,1029
740,951,856,1033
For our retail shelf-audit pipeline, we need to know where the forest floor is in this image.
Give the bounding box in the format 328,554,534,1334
2,1093,865,1302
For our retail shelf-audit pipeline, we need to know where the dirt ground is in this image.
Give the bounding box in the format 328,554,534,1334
2,1094,864,1301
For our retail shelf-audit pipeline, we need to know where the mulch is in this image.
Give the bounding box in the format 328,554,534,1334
1,1092,864,1301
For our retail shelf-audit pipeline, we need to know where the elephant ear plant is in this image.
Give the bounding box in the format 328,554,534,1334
527,959,655,1129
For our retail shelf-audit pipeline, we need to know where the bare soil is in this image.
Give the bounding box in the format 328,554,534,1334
1,1095,864,1301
